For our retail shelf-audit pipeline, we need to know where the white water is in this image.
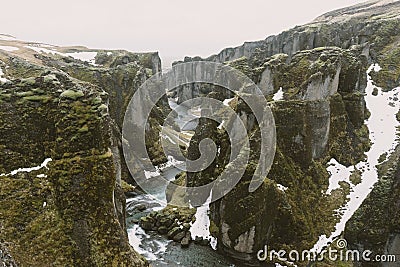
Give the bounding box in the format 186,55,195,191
311,64,400,253
161,133,177,145
144,169,161,179
126,192,235,266
168,98,200,131
0,158,52,177
218,120,226,130
144,156,185,180
128,224,171,261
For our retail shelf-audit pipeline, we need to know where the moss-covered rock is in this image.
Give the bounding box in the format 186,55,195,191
178,45,371,266
370,45,400,91
139,205,196,244
0,58,149,266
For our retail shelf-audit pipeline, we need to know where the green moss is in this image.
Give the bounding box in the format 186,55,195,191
92,96,102,105
0,170,75,267
378,152,388,164
121,180,135,193
43,74,58,83
349,168,362,185
0,66,149,266
0,93,11,101
15,91,34,97
78,124,89,133
60,89,85,100
372,19,400,52
371,45,400,91
22,95,52,103
32,88,45,94
329,94,370,166
282,56,311,90
209,220,219,237
21,77,37,86
227,56,254,78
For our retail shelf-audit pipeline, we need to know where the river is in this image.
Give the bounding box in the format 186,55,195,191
126,64,400,266
125,98,236,266
125,165,236,267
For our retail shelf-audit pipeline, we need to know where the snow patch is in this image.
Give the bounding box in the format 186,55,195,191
217,120,225,130
190,193,218,250
25,46,65,56
223,97,235,106
273,87,284,101
277,184,288,192
372,64,382,72
0,45,19,52
0,66,9,83
325,158,354,194
0,34,16,41
0,158,52,177
66,52,98,65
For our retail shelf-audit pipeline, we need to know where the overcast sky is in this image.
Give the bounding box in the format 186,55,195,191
1,0,368,67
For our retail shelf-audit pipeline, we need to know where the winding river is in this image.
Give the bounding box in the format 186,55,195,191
125,99,236,266
125,165,235,267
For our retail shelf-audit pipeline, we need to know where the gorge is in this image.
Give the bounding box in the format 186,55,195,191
1,0,400,266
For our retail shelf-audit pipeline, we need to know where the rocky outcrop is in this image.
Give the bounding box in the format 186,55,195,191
201,51,370,263
177,0,400,92
176,2,400,265
0,43,156,266
2,1,400,266
122,1,400,265
139,205,195,246
168,47,369,265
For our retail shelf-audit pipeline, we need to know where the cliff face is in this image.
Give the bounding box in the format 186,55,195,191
0,42,159,266
2,1,400,266
179,0,400,93
181,47,370,265
173,1,400,266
